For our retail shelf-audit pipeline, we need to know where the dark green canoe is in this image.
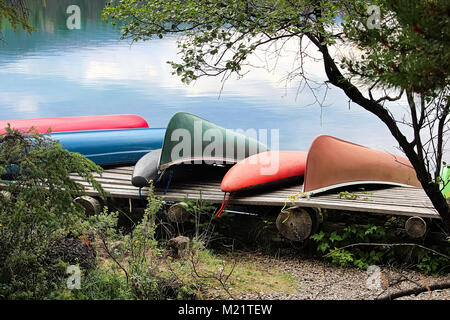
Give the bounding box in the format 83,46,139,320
158,112,268,171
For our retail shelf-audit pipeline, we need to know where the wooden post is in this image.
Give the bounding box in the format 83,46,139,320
405,216,427,238
276,207,317,241
75,196,102,216
167,202,190,223
131,207,146,217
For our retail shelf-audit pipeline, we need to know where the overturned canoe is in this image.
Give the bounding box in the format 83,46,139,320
221,151,307,192
51,128,165,166
303,135,421,195
0,114,149,135
131,149,162,187
158,112,268,171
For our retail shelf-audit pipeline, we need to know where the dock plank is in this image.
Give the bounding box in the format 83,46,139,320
71,166,440,219
4,165,441,220
73,181,432,209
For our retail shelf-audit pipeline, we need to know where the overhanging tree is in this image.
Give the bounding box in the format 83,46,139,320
103,0,450,231
0,0,34,34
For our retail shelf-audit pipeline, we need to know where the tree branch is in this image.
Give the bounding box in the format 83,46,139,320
377,280,450,300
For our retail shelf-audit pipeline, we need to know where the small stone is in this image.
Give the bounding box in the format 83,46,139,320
167,236,190,258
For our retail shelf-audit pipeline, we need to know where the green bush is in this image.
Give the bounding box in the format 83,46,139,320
0,127,104,299
88,184,197,299
311,218,450,274
49,268,134,300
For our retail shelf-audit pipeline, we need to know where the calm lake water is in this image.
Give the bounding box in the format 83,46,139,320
0,0,404,153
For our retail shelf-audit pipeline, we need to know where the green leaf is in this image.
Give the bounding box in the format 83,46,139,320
329,232,343,243
311,231,325,241
318,242,330,253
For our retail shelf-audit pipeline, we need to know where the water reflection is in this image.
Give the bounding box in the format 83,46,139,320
0,0,402,152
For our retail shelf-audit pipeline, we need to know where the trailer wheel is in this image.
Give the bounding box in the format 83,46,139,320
276,207,319,241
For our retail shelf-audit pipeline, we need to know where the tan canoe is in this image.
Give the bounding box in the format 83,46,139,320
302,135,421,195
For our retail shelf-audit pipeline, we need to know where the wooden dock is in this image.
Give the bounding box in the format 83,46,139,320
69,166,440,220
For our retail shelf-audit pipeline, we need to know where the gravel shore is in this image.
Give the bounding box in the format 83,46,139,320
233,252,450,300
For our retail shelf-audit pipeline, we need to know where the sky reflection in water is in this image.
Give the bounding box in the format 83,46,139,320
0,0,407,153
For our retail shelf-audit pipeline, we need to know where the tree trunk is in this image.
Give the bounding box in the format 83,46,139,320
397,138,450,232
417,178,450,231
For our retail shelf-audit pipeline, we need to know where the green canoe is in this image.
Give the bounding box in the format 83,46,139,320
159,112,268,171
440,165,450,199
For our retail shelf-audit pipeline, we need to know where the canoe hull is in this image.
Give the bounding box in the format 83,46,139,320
159,112,268,171
132,149,162,187
303,135,421,195
221,151,307,192
51,128,165,166
0,114,149,135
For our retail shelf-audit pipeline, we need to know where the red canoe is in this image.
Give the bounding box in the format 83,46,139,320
0,114,149,135
302,135,421,195
221,151,308,192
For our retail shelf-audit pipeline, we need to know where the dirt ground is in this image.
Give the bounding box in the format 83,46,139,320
225,251,450,300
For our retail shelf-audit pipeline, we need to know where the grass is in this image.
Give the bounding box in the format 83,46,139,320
154,247,299,299
226,254,298,297
62,232,300,300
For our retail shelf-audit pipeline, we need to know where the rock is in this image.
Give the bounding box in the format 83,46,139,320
168,236,190,258
167,202,190,223
109,241,122,252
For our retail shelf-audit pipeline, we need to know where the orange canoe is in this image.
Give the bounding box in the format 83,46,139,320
302,135,421,195
221,151,308,192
